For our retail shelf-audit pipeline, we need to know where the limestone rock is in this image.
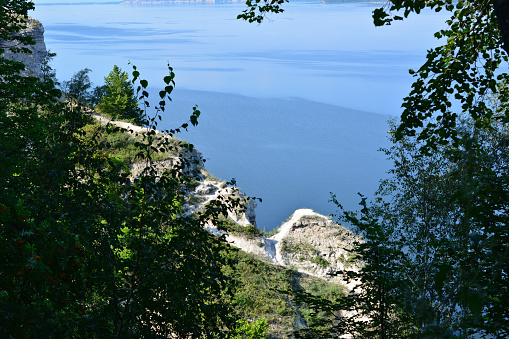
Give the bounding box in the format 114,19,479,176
223,208,360,288
1,18,47,79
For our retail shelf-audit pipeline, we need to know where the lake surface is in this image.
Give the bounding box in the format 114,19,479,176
32,1,448,229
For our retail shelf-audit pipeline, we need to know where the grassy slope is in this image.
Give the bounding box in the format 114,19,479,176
86,115,347,338
229,250,346,338
80,119,190,165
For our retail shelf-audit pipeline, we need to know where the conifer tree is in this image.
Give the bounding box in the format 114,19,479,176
96,65,143,124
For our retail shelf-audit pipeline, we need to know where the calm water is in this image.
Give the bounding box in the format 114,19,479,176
32,1,448,229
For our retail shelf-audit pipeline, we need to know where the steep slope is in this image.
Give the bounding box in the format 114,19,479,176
90,114,354,337
17,20,359,336
1,18,47,78
204,204,360,286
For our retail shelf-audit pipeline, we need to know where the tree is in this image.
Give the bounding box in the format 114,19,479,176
96,65,143,124
240,0,509,150
238,1,509,337
0,0,36,54
1,2,244,336
90,84,106,106
40,50,58,85
372,118,509,337
333,197,416,339
289,195,416,339
288,118,509,337
61,68,93,104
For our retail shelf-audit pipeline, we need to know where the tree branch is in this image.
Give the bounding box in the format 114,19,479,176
492,0,509,56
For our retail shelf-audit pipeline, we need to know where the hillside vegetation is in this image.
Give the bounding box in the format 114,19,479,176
84,113,352,338
5,0,509,337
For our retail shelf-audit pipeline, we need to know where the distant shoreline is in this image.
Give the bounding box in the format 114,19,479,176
120,0,383,4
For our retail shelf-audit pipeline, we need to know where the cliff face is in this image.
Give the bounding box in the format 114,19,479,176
23,18,355,292
1,18,47,78
115,127,358,288
206,207,360,288
270,209,359,283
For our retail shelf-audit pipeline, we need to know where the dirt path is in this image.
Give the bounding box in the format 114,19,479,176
91,112,159,134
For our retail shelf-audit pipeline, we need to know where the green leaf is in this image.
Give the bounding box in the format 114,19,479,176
190,115,198,126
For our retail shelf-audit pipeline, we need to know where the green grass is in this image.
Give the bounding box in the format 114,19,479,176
280,240,330,269
218,217,265,239
337,249,359,268
310,255,330,268
186,194,207,206
300,214,329,222
80,121,188,165
86,111,347,337
201,168,224,184
294,275,347,333
226,250,347,338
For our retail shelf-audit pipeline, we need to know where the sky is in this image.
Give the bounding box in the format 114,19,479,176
33,0,120,4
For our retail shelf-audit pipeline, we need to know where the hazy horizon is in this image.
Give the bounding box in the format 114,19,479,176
32,1,448,228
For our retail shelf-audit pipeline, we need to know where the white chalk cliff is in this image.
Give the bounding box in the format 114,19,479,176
1,18,47,79
12,17,361,292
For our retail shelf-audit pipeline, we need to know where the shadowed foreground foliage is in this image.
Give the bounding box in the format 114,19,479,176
1,2,244,336
239,0,509,337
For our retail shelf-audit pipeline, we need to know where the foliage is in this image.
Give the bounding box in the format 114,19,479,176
96,65,143,124
237,0,287,24
61,68,93,104
226,250,296,338
90,84,107,107
240,0,509,151
291,276,347,338
287,194,415,338
78,121,189,165
227,250,346,339
371,122,468,336
232,318,269,339
201,168,225,184
240,1,509,337
355,118,509,337
371,0,509,151
0,3,245,334
218,216,265,239
40,50,58,85
443,118,509,336
280,240,329,269
0,0,36,54
334,196,419,338
292,118,509,338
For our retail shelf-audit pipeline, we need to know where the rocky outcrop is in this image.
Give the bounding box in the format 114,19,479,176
187,178,257,226
129,148,203,180
1,18,47,78
208,207,360,288
90,112,258,226
92,103,356,291
270,209,360,287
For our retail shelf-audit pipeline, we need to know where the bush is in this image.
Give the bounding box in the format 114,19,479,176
232,318,269,339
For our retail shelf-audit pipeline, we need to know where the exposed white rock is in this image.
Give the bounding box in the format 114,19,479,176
91,100,358,293
1,18,47,79
220,208,360,289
